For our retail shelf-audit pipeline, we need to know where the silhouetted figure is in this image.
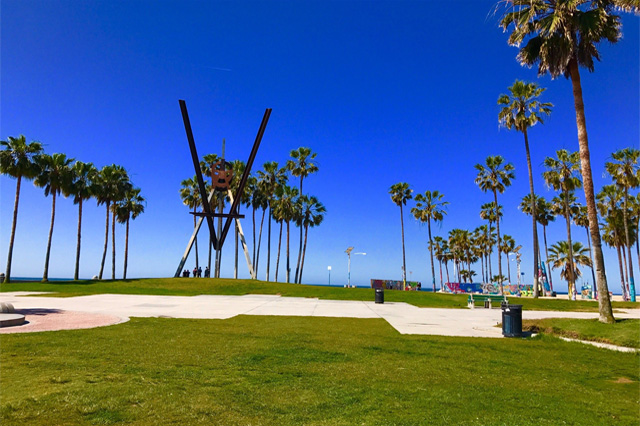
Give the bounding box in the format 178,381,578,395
204,266,210,278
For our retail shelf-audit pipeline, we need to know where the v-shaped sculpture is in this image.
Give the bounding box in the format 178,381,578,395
174,100,271,277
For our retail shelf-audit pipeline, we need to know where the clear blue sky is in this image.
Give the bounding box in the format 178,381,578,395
1,1,638,294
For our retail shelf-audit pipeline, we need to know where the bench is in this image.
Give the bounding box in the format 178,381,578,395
467,294,508,309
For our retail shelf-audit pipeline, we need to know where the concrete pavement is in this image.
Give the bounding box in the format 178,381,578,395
2,292,639,339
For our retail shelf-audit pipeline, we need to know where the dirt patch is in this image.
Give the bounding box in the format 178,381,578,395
613,377,634,384
0,309,127,334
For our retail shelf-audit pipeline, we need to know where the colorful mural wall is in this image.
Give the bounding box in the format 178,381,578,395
443,282,534,295
370,279,422,290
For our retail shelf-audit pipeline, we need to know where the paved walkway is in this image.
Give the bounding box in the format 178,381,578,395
2,292,639,339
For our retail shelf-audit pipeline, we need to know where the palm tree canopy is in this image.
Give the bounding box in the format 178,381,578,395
498,80,553,132
551,192,580,218
296,195,326,228
257,161,288,203
480,201,503,223
474,156,515,194
0,135,44,180
69,161,98,204
499,0,634,78
273,185,299,223
605,148,640,191
543,149,582,193
389,182,413,206
116,188,146,224
286,147,319,180
548,240,593,282
34,153,75,197
411,190,449,224
596,184,623,217
520,193,556,225
96,164,131,205
573,204,590,228
179,176,211,210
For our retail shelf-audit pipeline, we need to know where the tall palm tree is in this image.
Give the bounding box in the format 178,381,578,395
69,161,98,280
544,150,582,299
248,177,268,277
597,184,629,299
179,176,202,273
520,193,556,292
499,0,636,322
273,185,299,283
34,153,74,282
498,80,552,298
296,195,326,284
548,241,593,292
109,170,132,280
116,188,145,280
0,135,43,283
479,202,500,279
96,165,130,279
475,156,515,294
573,204,597,294
389,182,413,290
230,160,248,279
605,148,639,301
411,190,449,292
431,236,446,288
257,162,287,282
287,147,319,284
500,234,521,284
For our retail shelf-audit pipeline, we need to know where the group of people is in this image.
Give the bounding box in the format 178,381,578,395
181,266,210,278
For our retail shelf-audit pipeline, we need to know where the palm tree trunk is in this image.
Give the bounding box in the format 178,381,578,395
493,191,503,294
299,224,309,284
266,207,271,281
427,219,436,292
286,221,291,283
622,188,636,301
252,207,256,272
123,217,130,279
42,191,57,282
444,262,450,285
275,221,283,282
569,59,614,322
438,258,443,289
488,221,493,279
621,244,630,300
523,128,541,298
563,192,575,299
543,225,554,292
111,208,116,280
616,245,626,299
636,222,640,278
400,204,407,290
507,254,511,284
255,208,266,277
4,175,22,283
584,226,596,297
234,222,239,279
74,198,83,281
296,176,304,284
99,202,110,280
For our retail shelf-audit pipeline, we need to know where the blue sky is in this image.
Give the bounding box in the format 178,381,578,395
1,1,638,293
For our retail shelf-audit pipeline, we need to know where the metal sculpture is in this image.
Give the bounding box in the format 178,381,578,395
174,100,272,278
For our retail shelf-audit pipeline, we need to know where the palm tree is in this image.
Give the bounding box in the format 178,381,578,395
389,182,413,290
296,195,326,284
548,241,593,293
498,80,552,298
520,193,556,292
179,176,202,273
501,234,521,284
248,177,268,277
69,161,98,280
273,185,299,283
287,147,319,284
257,162,287,282
499,0,635,322
605,148,639,301
34,153,74,282
479,202,500,279
475,156,515,294
200,153,220,274
116,188,145,279
573,204,597,295
230,160,248,279
543,150,582,299
96,165,131,280
411,190,449,292
431,236,446,288
0,135,43,283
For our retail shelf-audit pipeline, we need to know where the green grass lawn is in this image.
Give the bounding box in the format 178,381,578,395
1,316,638,425
523,318,640,349
2,277,638,312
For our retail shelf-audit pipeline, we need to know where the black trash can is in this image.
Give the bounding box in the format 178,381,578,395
501,304,522,337
375,288,384,304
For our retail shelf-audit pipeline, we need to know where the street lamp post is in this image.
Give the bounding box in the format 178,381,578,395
345,247,366,287
328,266,331,285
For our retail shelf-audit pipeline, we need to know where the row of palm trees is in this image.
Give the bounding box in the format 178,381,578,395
390,146,639,298
180,147,326,283
498,0,639,321
1,135,145,283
